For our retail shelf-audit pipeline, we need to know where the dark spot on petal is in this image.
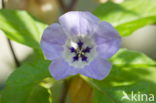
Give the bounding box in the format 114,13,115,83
81,55,88,62
70,47,76,53
77,40,83,48
73,55,79,61
82,47,91,53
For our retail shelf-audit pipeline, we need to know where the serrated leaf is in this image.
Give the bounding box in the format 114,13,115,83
94,0,156,36
81,49,156,103
0,9,47,49
0,60,52,103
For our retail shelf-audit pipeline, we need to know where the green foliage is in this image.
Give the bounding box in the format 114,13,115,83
94,0,156,36
0,60,51,103
0,1,156,102
0,9,47,49
110,49,156,65
81,49,156,103
26,85,49,103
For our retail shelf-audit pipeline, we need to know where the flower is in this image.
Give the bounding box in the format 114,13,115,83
40,11,121,80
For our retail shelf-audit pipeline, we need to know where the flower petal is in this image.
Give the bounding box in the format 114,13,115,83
59,11,100,36
40,23,67,60
94,22,121,59
49,58,80,80
80,57,112,80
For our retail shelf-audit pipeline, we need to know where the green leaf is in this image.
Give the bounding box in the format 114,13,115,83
110,49,156,65
0,59,52,103
94,0,156,36
0,9,47,49
26,85,50,103
81,49,156,103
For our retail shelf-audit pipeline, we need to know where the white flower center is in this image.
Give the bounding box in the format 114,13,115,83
63,35,97,68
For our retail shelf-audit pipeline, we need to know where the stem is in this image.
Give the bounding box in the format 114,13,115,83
58,0,78,12
59,80,69,103
48,88,53,103
7,38,20,67
58,0,68,12
1,0,5,7
1,0,20,67
67,0,78,11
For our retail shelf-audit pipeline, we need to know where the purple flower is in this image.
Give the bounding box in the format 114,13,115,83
40,11,121,80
